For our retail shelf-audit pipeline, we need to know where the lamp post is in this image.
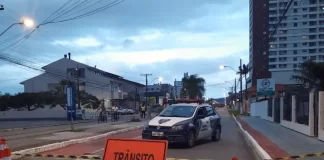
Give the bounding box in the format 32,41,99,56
0,18,34,37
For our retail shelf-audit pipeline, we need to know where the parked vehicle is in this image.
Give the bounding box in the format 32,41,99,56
117,107,127,115
126,108,135,114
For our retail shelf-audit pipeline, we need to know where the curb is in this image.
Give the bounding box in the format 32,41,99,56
231,115,271,160
11,125,143,160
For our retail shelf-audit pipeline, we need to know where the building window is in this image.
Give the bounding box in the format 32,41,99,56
294,23,298,27
293,64,297,68
302,36,308,39
294,44,298,47
294,50,298,54
294,57,297,61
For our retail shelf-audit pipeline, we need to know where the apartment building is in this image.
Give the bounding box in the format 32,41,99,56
269,0,324,84
20,53,144,108
247,0,272,88
248,0,324,87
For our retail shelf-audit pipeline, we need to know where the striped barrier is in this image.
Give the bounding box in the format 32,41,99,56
11,153,216,160
12,152,324,159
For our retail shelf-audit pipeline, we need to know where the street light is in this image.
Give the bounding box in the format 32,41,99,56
219,65,237,72
149,77,163,84
0,18,34,37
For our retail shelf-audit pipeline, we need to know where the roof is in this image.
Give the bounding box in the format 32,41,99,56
21,58,145,87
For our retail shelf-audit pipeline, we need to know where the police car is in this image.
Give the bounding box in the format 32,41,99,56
142,99,221,148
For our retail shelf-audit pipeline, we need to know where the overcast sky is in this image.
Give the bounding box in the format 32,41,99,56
0,0,248,98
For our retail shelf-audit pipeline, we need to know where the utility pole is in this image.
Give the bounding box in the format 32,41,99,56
239,59,243,114
174,79,177,99
76,64,81,110
234,78,237,102
135,88,138,112
141,73,152,106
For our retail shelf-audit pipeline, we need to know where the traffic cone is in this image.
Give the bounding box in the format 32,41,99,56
3,147,11,160
0,138,5,160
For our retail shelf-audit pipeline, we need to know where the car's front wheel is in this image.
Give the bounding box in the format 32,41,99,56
211,127,221,141
186,131,196,148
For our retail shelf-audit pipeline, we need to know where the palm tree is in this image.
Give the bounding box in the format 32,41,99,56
291,60,324,91
238,64,249,100
182,74,206,99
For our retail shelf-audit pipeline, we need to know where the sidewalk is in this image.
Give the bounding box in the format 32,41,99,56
238,116,324,160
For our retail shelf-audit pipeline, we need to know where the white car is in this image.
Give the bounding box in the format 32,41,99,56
117,107,127,115
126,109,135,114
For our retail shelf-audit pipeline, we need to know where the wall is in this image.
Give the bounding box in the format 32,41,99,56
271,71,298,84
0,106,66,120
250,100,268,119
23,73,63,93
318,91,324,140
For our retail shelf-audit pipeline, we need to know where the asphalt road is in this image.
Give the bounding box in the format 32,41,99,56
0,114,136,130
24,109,256,160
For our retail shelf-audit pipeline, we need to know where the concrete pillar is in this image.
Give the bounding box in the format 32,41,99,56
292,95,296,122
309,92,315,136
318,91,324,140
272,98,275,121
280,97,284,122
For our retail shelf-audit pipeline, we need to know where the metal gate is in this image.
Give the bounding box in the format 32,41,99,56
314,92,319,136
274,97,281,123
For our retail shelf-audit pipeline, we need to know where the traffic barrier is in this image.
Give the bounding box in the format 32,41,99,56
11,153,216,160
0,138,5,160
11,153,101,160
0,138,11,160
273,152,324,159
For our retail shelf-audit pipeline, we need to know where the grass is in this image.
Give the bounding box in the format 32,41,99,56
228,110,240,116
228,110,250,116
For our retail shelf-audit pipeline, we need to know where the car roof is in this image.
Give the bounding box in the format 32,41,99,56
170,103,211,107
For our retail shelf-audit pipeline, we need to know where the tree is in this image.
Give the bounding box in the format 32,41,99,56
238,64,249,100
182,74,206,99
79,91,101,109
291,60,324,91
0,93,11,111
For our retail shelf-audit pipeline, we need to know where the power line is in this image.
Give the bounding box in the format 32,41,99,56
45,0,125,24
269,0,294,39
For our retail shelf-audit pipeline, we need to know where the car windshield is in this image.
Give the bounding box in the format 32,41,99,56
158,105,196,117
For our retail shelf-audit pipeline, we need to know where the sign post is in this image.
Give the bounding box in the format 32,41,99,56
257,78,275,96
103,138,168,160
66,86,76,121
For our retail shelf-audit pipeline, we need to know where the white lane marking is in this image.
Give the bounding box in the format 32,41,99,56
90,136,142,154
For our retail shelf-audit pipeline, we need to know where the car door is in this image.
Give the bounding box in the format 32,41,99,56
195,107,209,139
205,106,220,134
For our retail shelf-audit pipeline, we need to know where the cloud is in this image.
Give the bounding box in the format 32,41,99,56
52,37,102,47
0,0,249,98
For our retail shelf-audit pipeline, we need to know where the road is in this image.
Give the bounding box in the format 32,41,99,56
2,115,139,151
0,114,136,130
22,109,256,160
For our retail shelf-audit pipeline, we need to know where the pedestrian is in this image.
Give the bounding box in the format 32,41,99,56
112,104,118,121
140,103,146,119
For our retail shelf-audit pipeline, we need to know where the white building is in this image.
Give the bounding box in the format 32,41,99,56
268,0,324,84
20,53,144,108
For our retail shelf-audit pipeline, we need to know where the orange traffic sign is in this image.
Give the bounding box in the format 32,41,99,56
103,138,168,160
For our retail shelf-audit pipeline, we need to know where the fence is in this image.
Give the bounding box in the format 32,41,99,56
283,93,292,121
295,93,309,125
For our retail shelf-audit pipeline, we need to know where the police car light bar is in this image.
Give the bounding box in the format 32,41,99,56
168,99,205,104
